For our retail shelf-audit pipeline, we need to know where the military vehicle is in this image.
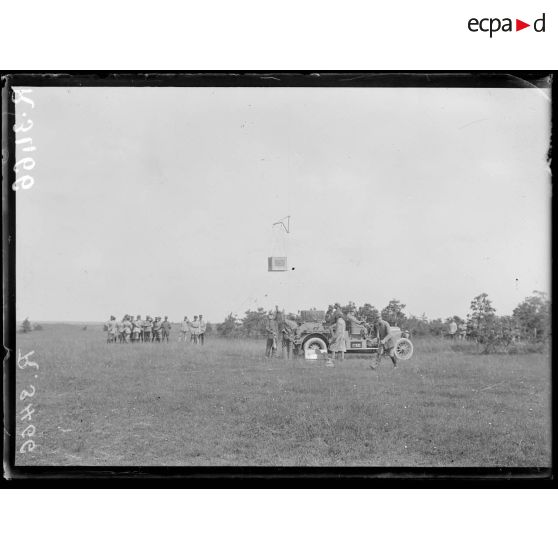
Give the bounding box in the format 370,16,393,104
292,310,414,360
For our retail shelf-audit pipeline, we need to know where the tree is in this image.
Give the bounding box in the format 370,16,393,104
494,315,516,347
428,318,445,337
444,315,465,325
357,303,380,324
217,313,241,337
325,302,343,323
240,308,268,337
513,291,550,343
20,318,32,333
381,299,407,326
467,293,496,341
325,301,378,325
405,314,430,337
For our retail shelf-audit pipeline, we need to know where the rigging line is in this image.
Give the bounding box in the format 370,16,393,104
272,216,290,234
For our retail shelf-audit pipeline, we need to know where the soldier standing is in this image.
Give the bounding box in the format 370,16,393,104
121,315,132,343
106,315,118,343
448,320,458,341
198,314,207,345
143,316,153,342
152,317,162,342
328,310,347,363
346,310,365,336
280,315,298,359
116,317,125,343
190,316,200,344
370,317,397,370
265,311,278,357
131,315,142,343
161,316,171,342
179,316,190,341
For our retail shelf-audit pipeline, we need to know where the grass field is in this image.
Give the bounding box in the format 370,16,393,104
14,324,551,467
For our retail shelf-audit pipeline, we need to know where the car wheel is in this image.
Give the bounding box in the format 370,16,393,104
302,336,328,352
394,338,413,360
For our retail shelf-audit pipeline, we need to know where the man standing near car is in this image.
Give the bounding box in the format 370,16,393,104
265,310,278,358
370,316,398,370
280,314,298,360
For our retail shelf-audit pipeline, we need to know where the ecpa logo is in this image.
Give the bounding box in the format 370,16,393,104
468,12,546,37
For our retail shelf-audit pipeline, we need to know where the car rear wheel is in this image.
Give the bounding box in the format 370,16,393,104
395,338,413,360
302,336,328,352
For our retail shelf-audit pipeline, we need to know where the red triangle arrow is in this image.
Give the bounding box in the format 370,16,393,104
516,19,530,31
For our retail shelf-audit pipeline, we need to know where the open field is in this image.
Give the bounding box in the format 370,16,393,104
14,324,551,467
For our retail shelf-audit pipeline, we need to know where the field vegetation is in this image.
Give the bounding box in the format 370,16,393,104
15,324,551,467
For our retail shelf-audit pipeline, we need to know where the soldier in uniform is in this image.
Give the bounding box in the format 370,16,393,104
328,310,347,364
190,316,200,344
121,315,132,343
346,310,365,337
116,317,125,343
448,320,458,341
106,315,118,343
280,315,298,360
131,315,142,343
198,314,207,345
152,317,162,342
161,316,171,342
265,311,278,357
179,316,190,341
370,316,397,369
143,316,153,342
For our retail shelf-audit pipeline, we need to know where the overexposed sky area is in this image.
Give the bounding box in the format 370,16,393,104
15,86,551,323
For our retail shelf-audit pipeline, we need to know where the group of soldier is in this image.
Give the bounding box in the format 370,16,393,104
447,320,467,340
264,308,298,360
264,306,400,369
326,308,400,369
105,314,207,344
179,315,207,345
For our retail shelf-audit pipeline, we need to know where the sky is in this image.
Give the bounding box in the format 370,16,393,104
15,86,551,323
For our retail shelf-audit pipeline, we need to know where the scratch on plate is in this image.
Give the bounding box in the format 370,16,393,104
459,118,488,130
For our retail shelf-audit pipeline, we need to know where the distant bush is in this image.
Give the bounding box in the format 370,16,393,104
19,318,33,333
33,323,43,331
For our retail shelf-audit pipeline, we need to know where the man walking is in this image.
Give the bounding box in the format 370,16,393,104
161,316,171,343
370,316,398,370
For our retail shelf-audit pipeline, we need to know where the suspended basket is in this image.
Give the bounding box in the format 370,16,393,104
268,256,288,272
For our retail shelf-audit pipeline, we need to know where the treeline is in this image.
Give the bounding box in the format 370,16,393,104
19,318,43,333
216,291,550,348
